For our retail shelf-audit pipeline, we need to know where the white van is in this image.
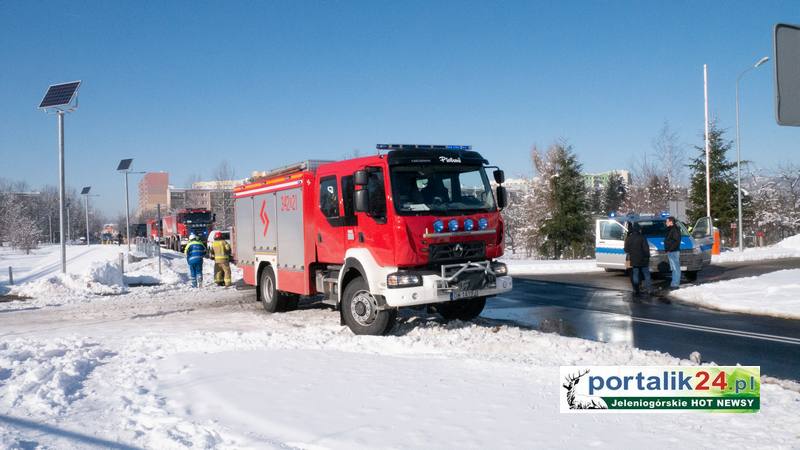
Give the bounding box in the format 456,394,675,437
595,214,713,281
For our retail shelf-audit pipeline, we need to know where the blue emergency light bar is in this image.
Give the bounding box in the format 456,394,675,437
376,144,472,151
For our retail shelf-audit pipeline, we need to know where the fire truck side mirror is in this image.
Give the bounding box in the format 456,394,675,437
354,170,368,186
355,189,369,213
493,169,505,184
496,186,508,209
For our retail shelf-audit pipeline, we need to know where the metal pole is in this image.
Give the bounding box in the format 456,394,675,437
735,75,744,252
57,112,66,273
125,171,131,252
8,266,12,286
66,205,71,242
157,203,162,275
48,214,53,244
84,194,90,246
703,64,711,219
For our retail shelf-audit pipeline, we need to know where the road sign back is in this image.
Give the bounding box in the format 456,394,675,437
774,23,800,126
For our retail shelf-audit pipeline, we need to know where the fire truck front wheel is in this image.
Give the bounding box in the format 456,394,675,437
259,266,296,313
341,277,396,336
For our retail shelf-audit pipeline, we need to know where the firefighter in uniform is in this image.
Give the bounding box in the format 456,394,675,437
210,231,232,287
184,233,206,288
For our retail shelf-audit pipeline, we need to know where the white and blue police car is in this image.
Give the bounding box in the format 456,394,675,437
595,212,714,281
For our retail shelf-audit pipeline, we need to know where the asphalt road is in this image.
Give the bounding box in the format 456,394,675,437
484,258,800,381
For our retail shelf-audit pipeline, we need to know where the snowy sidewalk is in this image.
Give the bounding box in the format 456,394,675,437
672,269,800,320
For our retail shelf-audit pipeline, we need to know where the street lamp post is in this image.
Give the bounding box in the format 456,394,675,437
66,202,71,243
735,56,769,252
81,186,97,246
117,159,144,252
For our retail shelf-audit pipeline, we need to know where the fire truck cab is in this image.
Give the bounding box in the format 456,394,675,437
233,145,513,335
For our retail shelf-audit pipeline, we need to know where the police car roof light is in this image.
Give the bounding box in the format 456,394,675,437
660,211,670,218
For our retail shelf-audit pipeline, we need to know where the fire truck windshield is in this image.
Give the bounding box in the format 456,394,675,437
390,165,496,215
180,212,212,224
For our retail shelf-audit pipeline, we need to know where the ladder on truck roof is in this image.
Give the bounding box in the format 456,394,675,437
249,160,333,182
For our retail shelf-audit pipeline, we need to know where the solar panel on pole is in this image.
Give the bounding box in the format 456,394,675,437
117,159,133,171
80,186,91,195
39,81,81,109
39,81,82,273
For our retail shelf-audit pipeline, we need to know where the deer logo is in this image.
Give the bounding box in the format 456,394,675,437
563,369,608,410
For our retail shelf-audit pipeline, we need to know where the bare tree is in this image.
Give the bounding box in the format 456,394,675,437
212,161,236,230
652,121,686,187
185,172,203,188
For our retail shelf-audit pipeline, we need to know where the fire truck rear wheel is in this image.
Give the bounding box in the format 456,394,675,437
259,265,292,313
436,297,486,322
342,277,396,335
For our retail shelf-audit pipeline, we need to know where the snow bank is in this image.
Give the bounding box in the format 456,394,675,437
713,233,800,263
502,257,601,275
9,260,127,301
0,338,115,417
123,256,186,286
672,269,800,319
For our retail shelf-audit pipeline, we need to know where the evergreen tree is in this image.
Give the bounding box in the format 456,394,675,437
536,142,591,258
687,123,741,240
602,171,627,213
588,182,604,216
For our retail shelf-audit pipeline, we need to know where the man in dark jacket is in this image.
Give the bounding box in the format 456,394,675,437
664,216,682,290
624,223,652,295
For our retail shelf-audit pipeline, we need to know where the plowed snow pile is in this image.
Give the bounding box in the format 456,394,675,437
714,233,800,263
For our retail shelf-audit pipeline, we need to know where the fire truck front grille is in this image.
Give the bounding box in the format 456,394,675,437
429,242,485,263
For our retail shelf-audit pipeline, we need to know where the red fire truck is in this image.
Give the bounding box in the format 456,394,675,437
161,208,215,251
233,145,513,335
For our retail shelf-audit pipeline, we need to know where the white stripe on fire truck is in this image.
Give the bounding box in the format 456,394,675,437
234,180,303,198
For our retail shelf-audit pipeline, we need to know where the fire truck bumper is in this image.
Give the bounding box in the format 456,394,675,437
381,264,513,308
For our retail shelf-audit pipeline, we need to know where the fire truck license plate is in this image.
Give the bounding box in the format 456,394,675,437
451,290,478,300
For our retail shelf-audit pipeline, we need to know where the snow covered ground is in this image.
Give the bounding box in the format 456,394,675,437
672,269,800,320
1,248,799,449
501,256,601,275
713,234,800,263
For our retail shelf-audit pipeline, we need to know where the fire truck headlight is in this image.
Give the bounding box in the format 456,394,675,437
490,262,508,275
387,272,423,288
464,219,475,231
478,218,489,230
448,219,459,232
433,220,444,233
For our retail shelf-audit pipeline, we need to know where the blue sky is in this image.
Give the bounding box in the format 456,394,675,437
1,1,798,215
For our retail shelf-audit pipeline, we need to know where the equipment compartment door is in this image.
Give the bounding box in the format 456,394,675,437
252,193,278,254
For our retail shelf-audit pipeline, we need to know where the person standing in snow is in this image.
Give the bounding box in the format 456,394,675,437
184,233,206,288
664,216,682,290
209,231,232,287
624,222,652,296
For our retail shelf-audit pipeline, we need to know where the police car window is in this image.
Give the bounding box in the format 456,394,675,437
319,176,339,218
600,221,625,240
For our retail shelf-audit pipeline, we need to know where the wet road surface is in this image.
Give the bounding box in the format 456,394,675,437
485,259,800,381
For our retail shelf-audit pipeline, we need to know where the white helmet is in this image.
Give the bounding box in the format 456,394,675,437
189,233,197,240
